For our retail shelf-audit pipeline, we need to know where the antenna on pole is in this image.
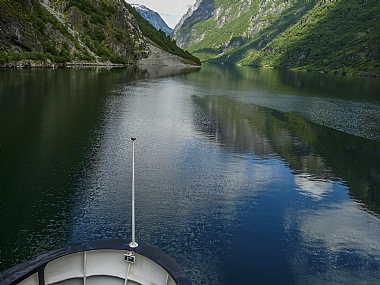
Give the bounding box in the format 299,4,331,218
129,137,138,249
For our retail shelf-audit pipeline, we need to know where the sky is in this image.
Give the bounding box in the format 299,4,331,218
128,0,196,28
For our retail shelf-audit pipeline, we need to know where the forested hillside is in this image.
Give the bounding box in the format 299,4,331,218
173,0,380,76
0,0,200,66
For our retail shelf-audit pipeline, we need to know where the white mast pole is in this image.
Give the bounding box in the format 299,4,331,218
129,137,138,248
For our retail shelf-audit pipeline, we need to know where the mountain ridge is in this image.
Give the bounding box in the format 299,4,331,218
131,3,172,36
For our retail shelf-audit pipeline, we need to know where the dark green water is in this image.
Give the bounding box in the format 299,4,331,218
1,65,380,284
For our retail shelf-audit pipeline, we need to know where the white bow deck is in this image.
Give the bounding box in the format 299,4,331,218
0,239,191,285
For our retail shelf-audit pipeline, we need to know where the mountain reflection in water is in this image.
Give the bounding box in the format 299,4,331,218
192,95,380,215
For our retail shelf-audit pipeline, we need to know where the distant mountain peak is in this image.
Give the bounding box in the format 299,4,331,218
131,3,172,36
131,3,151,13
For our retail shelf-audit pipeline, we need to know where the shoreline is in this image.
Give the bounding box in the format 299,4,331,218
0,59,201,69
1,59,378,78
0,43,201,70
0,43,202,70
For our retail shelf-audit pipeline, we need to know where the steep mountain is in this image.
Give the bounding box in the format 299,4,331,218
131,4,172,36
0,0,200,66
173,0,380,76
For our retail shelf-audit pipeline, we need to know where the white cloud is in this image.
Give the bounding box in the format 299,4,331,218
128,0,196,28
294,174,333,200
285,201,380,284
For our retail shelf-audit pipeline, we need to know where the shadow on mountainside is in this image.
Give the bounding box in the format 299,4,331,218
264,0,380,74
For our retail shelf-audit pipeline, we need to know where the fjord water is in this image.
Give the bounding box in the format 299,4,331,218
1,65,380,284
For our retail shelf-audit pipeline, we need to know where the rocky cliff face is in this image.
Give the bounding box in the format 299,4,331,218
173,0,380,76
0,0,149,64
131,4,172,36
172,0,256,48
173,0,295,49
171,0,214,40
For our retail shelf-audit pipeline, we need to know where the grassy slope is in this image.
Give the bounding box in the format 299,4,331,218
184,0,380,75
178,0,263,61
